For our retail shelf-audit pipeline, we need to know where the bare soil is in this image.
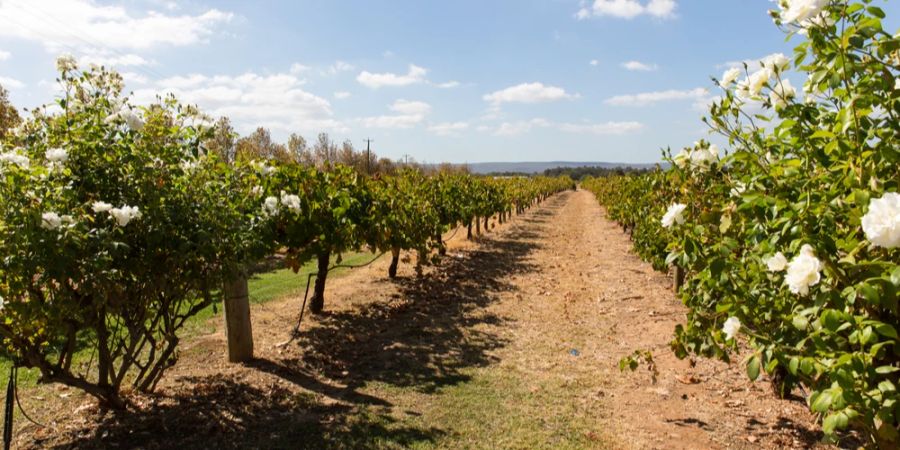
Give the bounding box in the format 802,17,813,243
11,189,835,449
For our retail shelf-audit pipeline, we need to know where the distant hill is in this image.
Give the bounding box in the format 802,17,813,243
461,161,661,174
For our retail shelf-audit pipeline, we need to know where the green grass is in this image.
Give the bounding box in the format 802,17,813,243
2,251,379,388
328,367,609,449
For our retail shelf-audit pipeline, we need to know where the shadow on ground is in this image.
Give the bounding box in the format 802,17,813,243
35,194,567,449
39,375,442,450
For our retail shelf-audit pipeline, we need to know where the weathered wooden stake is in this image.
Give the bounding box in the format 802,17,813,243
672,265,685,292
223,275,253,362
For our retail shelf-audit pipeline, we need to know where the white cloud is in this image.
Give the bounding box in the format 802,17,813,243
121,72,149,85
435,80,460,88
0,76,24,89
428,122,469,136
357,64,427,88
80,52,150,67
322,60,354,76
489,118,643,137
494,118,551,136
604,87,707,107
131,71,344,134
558,121,644,134
360,99,430,129
589,59,600,66
290,63,310,74
334,91,351,99
0,50,10,61
621,60,658,71
0,0,233,51
390,99,431,116
577,0,677,20
483,82,577,105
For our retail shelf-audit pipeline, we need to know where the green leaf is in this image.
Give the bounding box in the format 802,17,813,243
811,391,833,413
747,355,761,381
823,411,848,435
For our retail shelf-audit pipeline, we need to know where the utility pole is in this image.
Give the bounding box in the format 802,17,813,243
403,154,410,166
363,138,374,175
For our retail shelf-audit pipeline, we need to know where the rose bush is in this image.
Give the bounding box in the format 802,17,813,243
0,60,266,407
585,1,900,445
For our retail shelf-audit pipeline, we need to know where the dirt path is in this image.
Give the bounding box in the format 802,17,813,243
19,189,827,449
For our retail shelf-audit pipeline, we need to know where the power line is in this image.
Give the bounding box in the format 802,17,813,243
4,3,170,84
363,138,373,174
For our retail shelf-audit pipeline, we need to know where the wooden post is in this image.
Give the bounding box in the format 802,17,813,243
672,265,685,292
223,275,253,362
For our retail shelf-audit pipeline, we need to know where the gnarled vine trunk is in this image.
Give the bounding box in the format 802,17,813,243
388,246,401,278
309,251,331,314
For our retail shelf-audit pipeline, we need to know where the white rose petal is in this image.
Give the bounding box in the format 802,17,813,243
721,68,741,86
41,212,62,230
56,54,77,72
722,316,741,340
123,111,144,131
109,205,141,227
661,203,687,229
765,252,788,272
770,79,797,109
0,151,30,169
92,201,113,213
861,192,900,249
780,0,829,25
280,193,301,212
785,244,823,296
262,196,279,216
45,148,68,163
762,53,790,72
673,148,691,169
748,68,773,96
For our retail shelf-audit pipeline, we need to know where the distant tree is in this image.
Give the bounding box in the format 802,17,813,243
288,133,312,165
313,132,339,166
204,117,237,162
338,139,360,169
236,127,291,162
0,84,22,140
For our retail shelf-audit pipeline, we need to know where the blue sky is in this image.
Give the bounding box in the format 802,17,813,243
0,0,897,164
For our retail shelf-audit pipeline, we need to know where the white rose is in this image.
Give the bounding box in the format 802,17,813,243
762,53,790,72
250,186,263,197
785,244,823,296
748,68,773,96
262,196,279,216
689,146,717,169
735,80,751,100
280,193,301,212
46,148,69,163
769,79,797,109
181,160,198,172
123,110,144,131
780,0,829,25
0,152,30,168
41,212,62,230
765,252,788,272
720,68,741,86
56,54,77,72
661,203,687,229
109,205,142,227
861,192,900,249
730,181,747,198
673,148,691,169
722,316,741,340
92,201,113,213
